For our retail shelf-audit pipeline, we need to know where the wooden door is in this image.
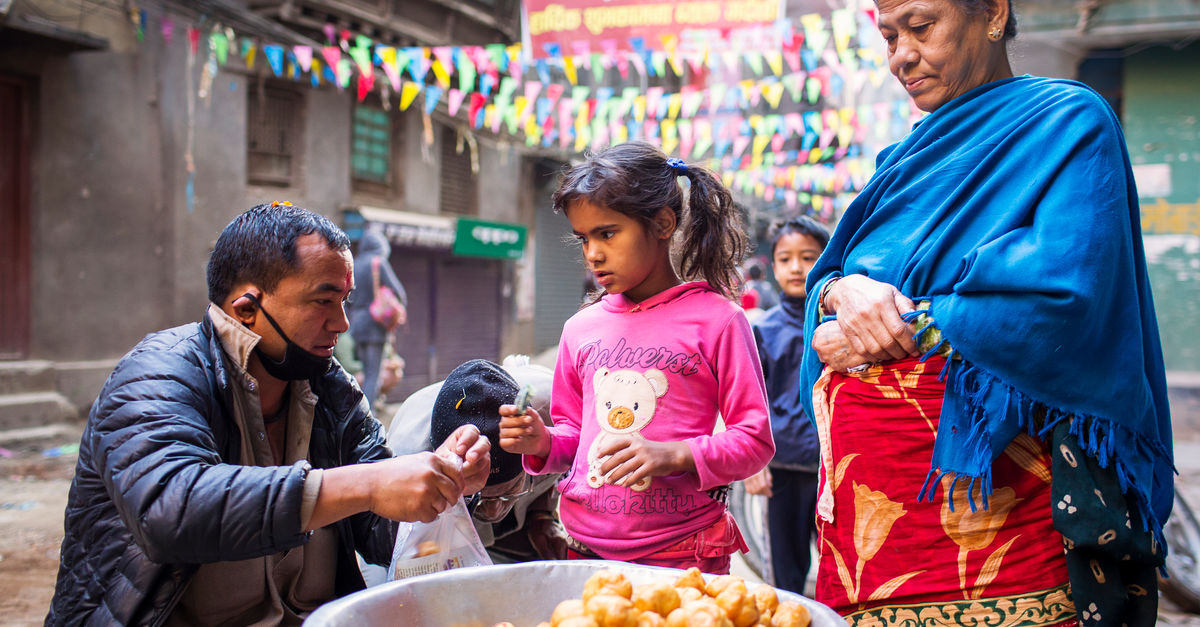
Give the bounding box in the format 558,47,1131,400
0,75,31,359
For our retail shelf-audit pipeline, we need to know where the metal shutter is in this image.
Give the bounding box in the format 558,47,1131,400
384,251,433,401
433,256,502,378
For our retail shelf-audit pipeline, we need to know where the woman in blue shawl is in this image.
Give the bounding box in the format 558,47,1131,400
801,0,1173,625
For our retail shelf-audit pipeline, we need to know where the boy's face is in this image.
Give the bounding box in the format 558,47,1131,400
772,232,824,300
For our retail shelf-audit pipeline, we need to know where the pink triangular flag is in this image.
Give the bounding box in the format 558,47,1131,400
293,46,313,73
448,88,466,116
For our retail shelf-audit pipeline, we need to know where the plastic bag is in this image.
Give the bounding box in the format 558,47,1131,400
387,496,492,581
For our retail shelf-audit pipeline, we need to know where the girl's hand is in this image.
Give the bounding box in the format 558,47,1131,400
812,320,876,372
498,405,552,458
596,435,694,489
744,467,772,497
825,274,918,362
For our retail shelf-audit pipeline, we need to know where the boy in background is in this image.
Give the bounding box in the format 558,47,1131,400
745,216,831,594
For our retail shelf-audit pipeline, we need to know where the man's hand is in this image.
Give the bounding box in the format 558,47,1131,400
435,424,490,495
366,452,465,523
812,321,876,372
526,510,568,560
824,274,918,362
744,467,772,497
498,405,551,458
596,435,694,489
309,451,465,529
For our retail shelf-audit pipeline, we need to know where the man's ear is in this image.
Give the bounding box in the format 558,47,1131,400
229,290,260,325
653,207,677,240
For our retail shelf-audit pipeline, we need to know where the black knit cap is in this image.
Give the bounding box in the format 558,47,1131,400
431,359,523,485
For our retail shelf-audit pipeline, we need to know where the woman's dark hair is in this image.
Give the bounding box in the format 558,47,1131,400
551,141,747,301
954,0,1018,39
768,216,831,259
207,202,351,304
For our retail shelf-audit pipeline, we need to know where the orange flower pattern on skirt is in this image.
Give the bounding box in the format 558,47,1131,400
814,356,1076,627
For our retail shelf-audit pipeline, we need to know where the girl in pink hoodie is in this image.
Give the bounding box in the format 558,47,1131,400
499,141,775,574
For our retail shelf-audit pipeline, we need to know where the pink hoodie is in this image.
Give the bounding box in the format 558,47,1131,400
525,281,774,561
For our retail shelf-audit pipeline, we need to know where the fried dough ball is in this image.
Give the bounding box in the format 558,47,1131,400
751,585,779,618
675,587,705,604
673,567,707,591
637,612,667,627
704,575,745,599
632,582,682,617
583,570,634,602
585,594,638,627
768,601,811,627
714,585,758,627
415,540,441,557
553,598,588,626
664,599,734,627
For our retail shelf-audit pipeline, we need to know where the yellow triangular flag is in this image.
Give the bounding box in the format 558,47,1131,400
564,56,578,86
399,82,422,111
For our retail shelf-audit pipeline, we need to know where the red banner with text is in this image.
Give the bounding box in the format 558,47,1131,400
522,0,785,58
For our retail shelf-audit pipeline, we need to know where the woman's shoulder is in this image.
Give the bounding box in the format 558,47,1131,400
1015,76,1116,116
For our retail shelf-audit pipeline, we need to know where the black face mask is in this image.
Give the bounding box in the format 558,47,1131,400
242,292,332,381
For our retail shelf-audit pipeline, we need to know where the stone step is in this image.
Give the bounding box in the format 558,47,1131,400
0,360,57,395
0,422,83,451
0,391,77,431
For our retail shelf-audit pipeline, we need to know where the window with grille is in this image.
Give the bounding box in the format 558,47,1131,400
352,104,391,185
247,85,302,187
439,126,477,215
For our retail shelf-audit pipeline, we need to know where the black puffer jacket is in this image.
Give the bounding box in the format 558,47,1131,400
47,313,397,626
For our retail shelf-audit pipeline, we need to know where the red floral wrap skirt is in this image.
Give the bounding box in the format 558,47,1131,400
812,356,1077,627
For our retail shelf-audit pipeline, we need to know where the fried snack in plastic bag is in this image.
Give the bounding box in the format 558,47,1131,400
386,496,491,581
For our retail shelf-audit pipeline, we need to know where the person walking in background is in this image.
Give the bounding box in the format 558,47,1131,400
801,1,1173,625
347,229,407,412
745,262,779,311
499,141,775,575
745,216,830,595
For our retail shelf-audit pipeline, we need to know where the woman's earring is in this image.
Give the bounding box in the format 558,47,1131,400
988,27,1003,40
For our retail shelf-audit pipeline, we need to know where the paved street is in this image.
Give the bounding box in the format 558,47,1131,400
2,424,1199,625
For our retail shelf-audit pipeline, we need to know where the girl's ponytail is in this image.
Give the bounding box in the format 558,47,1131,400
678,165,747,301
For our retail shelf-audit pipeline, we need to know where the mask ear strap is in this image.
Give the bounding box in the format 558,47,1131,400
241,292,289,339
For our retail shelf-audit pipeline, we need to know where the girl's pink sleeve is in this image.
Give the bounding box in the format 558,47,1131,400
685,313,776,491
523,338,583,475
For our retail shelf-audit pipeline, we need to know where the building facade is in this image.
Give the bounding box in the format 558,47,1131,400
0,0,583,416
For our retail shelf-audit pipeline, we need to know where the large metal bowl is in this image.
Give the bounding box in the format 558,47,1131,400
305,560,847,626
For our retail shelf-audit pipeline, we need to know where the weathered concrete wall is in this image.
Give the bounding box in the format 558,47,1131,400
32,46,171,361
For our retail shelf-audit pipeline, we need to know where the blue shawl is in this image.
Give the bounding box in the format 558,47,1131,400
800,76,1174,544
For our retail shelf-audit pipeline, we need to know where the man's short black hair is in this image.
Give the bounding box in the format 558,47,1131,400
206,203,351,305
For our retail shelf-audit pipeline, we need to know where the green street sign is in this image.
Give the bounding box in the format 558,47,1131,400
453,217,527,259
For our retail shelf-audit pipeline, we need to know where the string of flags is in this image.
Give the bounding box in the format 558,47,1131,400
129,3,920,218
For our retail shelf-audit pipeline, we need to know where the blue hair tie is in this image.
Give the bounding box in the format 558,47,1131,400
666,158,688,175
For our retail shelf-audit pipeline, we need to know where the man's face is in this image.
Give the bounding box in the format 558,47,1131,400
251,233,354,361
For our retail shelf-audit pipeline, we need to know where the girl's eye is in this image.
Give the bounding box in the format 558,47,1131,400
601,230,616,240
605,401,612,409
633,402,639,411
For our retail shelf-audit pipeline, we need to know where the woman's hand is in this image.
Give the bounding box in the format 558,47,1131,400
596,435,694,489
813,321,877,372
744,467,772,497
499,405,552,458
824,274,918,362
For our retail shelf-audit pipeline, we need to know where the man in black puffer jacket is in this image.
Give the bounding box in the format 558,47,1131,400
47,203,490,626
